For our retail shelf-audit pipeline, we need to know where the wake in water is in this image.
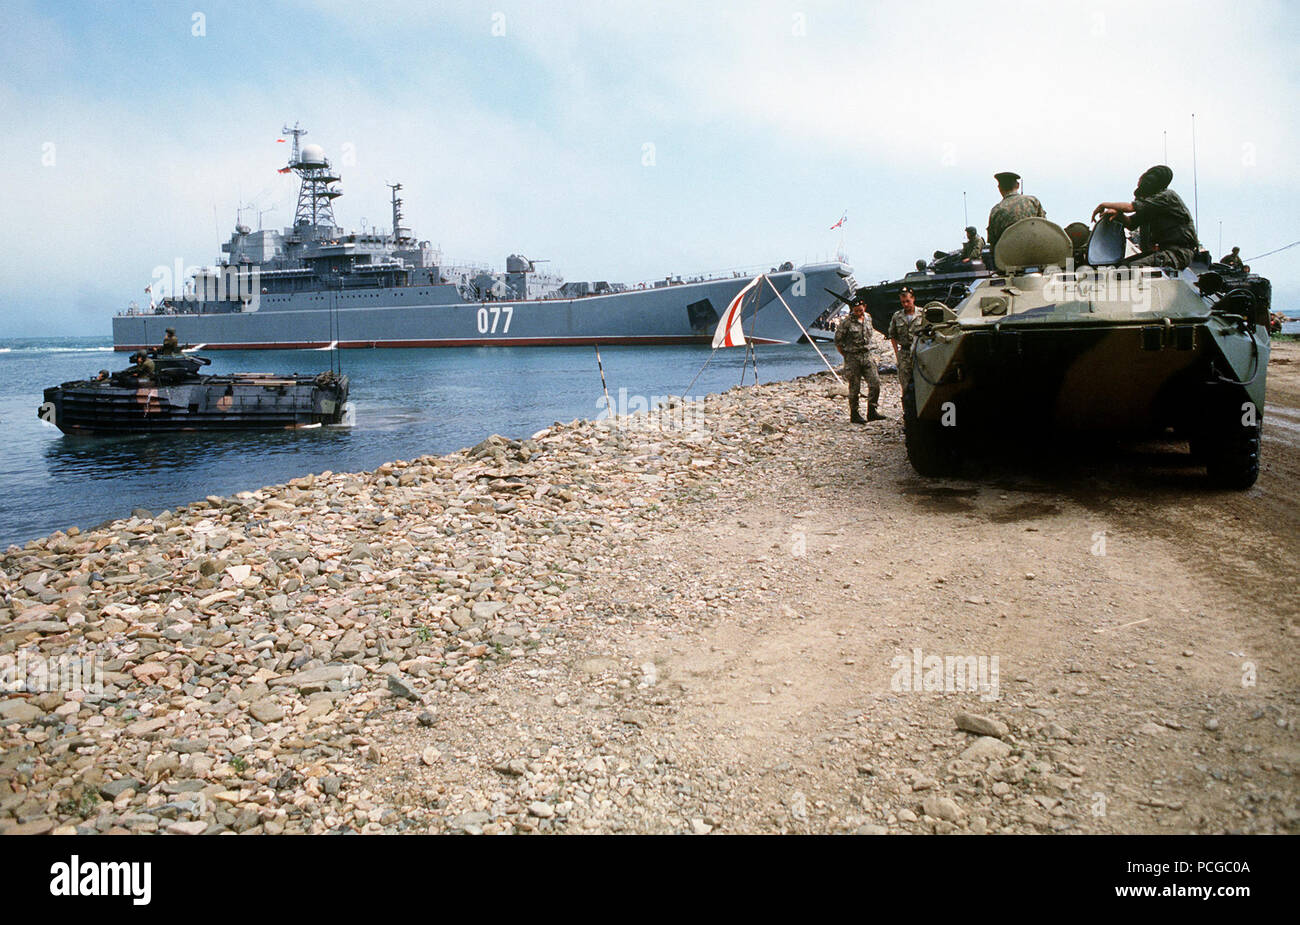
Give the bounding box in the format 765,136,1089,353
0,345,114,354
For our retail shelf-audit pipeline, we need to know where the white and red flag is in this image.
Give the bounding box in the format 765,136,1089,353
830,211,847,230
712,275,761,349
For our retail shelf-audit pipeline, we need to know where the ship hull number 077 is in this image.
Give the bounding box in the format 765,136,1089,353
476,305,514,334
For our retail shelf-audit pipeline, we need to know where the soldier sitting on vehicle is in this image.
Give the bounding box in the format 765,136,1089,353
159,327,182,355
960,226,986,263
1221,246,1245,271
125,351,155,379
1091,165,1199,270
988,171,1045,253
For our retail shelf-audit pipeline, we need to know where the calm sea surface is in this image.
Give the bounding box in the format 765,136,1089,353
0,336,833,547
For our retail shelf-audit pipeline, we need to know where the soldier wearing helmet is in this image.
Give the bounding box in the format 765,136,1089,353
159,327,182,356
126,351,155,379
960,226,986,263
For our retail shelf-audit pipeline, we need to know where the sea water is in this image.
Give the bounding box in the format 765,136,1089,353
0,337,832,547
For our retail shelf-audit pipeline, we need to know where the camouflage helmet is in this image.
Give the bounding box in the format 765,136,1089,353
165,327,176,335
965,226,978,236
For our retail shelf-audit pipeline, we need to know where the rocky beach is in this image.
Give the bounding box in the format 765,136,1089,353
1,342,1297,836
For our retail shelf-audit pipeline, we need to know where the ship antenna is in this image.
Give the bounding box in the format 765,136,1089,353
282,122,307,166
1191,112,1200,240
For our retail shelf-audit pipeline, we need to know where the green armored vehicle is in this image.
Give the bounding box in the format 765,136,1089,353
903,217,1271,488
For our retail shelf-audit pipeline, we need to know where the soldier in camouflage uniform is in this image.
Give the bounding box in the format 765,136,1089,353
159,327,182,355
834,298,885,424
987,171,1045,254
1091,165,1199,270
1221,246,1244,270
888,288,923,395
960,226,985,262
126,351,155,379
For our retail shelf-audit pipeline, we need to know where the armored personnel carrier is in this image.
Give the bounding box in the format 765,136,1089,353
902,217,1271,488
39,354,350,434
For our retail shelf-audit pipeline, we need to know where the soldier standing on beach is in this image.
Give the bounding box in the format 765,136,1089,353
834,297,886,424
987,171,1045,253
889,287,922,395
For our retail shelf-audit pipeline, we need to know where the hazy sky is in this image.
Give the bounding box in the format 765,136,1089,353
1,0,1296,336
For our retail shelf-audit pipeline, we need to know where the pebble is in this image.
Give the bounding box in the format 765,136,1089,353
921,796,963,822
955,712,1009,739
249,699,284,723
961,736,1013,762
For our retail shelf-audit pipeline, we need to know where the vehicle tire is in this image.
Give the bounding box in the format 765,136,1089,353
902,379,960,476
1203,403,1261,490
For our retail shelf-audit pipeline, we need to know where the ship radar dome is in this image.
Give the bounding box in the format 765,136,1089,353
299,143,327,166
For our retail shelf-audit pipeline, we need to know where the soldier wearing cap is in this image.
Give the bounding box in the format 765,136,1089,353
987,171,1045,254
960,226,986,263
1221,246,1244,271
1091,165,1198,270
159,327,182,355
833,295,886,424
888,287,923,395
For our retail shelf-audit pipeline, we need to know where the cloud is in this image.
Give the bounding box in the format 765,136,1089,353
0,0,1295,337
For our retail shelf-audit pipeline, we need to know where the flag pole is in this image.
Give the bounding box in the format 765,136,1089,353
749,283,759,385
763,275,844,384
594,345,611,418
683,348,717,397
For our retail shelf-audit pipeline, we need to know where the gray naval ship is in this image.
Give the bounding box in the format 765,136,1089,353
114,125,853,352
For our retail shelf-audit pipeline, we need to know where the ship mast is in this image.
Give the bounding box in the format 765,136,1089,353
283,122,342,233
388,182,405,244
282,122,307,165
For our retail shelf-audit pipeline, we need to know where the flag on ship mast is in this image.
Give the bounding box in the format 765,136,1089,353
712,275,761,348
830,211,847,230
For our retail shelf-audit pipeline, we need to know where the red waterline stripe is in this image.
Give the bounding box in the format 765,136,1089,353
115,335,789,351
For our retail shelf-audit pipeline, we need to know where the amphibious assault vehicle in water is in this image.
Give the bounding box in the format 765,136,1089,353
39,354,350,434
902,217,1271,488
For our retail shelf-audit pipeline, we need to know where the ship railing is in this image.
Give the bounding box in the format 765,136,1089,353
613,262,792,291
